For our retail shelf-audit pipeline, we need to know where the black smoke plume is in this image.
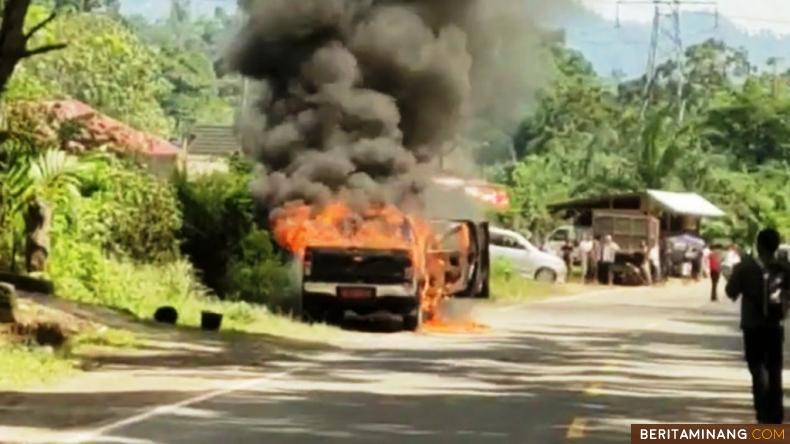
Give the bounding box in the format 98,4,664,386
222,0,561,212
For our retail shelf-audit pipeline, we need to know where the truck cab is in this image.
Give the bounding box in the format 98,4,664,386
300,220,489,331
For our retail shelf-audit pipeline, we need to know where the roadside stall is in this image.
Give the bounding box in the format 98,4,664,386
548,190,726,282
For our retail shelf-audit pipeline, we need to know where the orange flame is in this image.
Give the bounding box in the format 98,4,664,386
271,201,440,314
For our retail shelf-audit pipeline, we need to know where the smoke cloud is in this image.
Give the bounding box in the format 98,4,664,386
223,0,565,213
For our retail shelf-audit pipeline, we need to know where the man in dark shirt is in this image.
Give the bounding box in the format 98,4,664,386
727,228,790,424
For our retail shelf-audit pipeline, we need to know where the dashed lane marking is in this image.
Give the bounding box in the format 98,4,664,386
566,417,588,439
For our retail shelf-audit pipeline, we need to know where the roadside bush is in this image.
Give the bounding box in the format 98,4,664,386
225,229,293,307
175,165,256,295
61,156,181,262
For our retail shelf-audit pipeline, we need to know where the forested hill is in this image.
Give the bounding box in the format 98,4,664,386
552,9,790,78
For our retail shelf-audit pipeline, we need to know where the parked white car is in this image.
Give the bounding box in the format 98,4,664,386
490,227,568,283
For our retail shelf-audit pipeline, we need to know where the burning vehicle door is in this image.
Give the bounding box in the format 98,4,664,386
430,220,490,299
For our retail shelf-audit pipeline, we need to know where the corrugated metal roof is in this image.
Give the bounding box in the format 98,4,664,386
188,125,240,155
646,190,725,218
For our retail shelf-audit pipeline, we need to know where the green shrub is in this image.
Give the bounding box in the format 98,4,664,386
175,166,256,295
225,229,293,306
60,157,181,262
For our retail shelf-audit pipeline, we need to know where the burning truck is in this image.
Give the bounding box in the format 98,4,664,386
273,202,489,330
220,0,532,329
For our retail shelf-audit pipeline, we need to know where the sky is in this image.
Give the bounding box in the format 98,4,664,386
118,0,790,77
120,0,790,36
580,0,790,36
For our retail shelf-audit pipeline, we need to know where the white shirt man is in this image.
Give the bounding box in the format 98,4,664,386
579,237,594,283
601,236,620,263
649,243,661,281
601,235,620,285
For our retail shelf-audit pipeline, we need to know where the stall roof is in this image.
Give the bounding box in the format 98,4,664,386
549,190,725,218
646,190,725,217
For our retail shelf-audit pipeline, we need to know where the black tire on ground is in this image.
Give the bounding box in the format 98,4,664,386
154,306,178,325
535,268,557,283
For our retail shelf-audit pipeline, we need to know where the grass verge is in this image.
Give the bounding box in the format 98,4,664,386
0,343,75,390
491,274,583,302
49,253,338,343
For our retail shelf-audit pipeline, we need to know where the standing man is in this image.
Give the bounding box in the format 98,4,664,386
592,235,602,285
639,240,653,285
579,234,594,283
709,246,722,301
561,239,574,279
727,228,790,424
601,235,620,286
649,240,662,284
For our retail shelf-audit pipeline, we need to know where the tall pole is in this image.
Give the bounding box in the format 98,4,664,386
641,4,660,118
618,0,717,122
671,0,687,121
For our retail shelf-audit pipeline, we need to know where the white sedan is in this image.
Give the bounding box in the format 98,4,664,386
490,227,568,283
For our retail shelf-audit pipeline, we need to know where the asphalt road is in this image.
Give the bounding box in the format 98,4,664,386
55,282,762,444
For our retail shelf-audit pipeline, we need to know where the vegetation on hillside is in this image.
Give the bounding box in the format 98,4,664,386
497,41,790,244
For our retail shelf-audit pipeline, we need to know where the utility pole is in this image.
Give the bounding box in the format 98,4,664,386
617,0,718,122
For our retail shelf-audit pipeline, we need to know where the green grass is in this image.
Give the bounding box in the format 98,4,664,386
0,327,148,390
49,249,339,342
0,343,75,390
490,258,587,302
491,274,580,302
70,328,142,350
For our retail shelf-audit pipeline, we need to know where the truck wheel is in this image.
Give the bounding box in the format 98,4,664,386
535,268,557,283
403,309,423,332
301,296,325,324
301,307,322,324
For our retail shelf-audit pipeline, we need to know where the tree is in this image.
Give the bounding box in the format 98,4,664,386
124,4,238,134
705,78,790,165
14,6,173,134
0,0,65,95
634,109,691,189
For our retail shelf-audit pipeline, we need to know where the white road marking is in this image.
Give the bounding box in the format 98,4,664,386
566,417,588,439
62,364,311,444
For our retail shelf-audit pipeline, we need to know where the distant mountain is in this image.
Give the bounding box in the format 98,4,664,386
119,1,790,79
543,8,790,79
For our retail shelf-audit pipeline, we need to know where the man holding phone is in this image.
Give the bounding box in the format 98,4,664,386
727,229,790,424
